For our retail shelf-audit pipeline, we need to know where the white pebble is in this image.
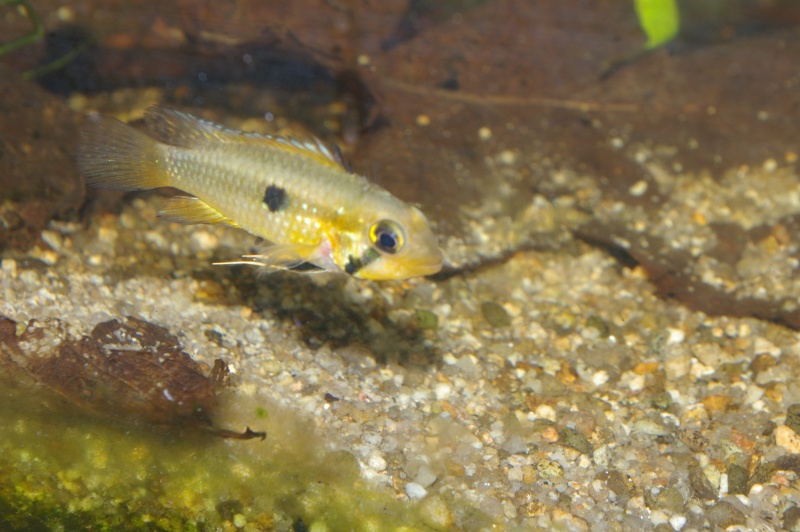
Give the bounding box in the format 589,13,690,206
189,230,219,253
753,337,781,357
591,370,609,386
535,404,557,421
776,425,800,453
669,515,687,530
244,327,265,344
367,451,387,472
414,464,437,488
1,259,17,275
405,482,428,499
40,230,63,252
650,509,669,525
434,383,452,400
667,328,686,344
629,179,648,197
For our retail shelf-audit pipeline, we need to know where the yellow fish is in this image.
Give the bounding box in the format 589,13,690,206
77,107,442,280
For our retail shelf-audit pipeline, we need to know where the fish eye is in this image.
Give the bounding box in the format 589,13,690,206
369,220,405,254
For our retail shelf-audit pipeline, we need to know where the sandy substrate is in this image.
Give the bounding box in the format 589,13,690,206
2,155,799,530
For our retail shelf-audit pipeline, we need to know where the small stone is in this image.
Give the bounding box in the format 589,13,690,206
232,513,247,528
753,336,781,357
701,395,733,415
785,404,800,434
405,482,427,499
498,150,517,165
597,470,634,502
688,465,716,500
691,342,728,367
633,418,672,437
40,229,64,252
189,230,219,254
726,464,749,495
629,179,648,197
367,451,386,472
414,464,437,488
669,515,687,531
706,501,746,528
649,487,685,513
559,427,592,454
418,494,453,530
784,506,800,532
536,458,563,478
244,327,265,344
1,258,17,276
481,301,511,327
749,353,777,374
664,353,691,380
651,391,672,411
415,309,439,330
776,425,800,453
584,315,610,338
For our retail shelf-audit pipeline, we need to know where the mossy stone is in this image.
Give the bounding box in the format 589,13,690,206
415,309,439,330
559,427,592,455
481,301,511,327
707,501,746,528
785,404,800,434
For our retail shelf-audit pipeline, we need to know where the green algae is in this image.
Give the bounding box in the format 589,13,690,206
0,379,445,530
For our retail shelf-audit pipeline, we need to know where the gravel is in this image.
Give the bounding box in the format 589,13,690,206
2,146,800,530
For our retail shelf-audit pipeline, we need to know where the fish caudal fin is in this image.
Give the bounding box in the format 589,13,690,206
77,114,169,190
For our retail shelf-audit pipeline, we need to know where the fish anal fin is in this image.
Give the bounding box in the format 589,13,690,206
159,197,238,226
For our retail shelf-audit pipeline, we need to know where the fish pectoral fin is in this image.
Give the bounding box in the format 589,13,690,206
159,197,238,226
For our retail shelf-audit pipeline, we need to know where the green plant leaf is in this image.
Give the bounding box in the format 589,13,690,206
634,0,680,50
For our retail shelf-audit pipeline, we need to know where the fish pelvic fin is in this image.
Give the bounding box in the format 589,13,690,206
77,114,169,190
214,243,324,273
159,197,239,226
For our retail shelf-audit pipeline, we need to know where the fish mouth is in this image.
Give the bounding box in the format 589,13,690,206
356,256,443,281
408,258,443,277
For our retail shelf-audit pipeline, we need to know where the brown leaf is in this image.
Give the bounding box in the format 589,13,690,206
0,315,262,439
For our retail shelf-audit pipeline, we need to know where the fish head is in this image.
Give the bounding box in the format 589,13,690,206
343,205,442,281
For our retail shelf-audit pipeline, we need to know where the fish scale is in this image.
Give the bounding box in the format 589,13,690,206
77,106,442,281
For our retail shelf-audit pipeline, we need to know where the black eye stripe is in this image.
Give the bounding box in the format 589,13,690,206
344,249,379,275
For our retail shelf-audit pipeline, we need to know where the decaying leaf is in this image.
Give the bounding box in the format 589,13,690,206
0,315,264,440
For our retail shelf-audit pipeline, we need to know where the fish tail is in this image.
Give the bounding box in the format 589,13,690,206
77,114,170,190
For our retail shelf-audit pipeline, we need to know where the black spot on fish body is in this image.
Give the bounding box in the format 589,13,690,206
263,185,287,212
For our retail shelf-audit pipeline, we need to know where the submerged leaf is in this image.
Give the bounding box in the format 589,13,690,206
0,315,264,440
634,0,680,50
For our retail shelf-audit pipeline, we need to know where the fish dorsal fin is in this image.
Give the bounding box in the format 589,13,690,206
144,107,237,147
143,106,348,171
159,197,239,226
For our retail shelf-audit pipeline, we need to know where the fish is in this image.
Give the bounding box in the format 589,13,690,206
76,106,443,280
